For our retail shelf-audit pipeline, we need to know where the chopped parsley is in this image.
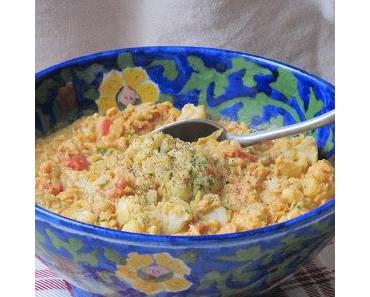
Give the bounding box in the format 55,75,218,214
97,148,112,155
100,180,110,188
290,202,301,210
191,156,208,170
208,176,215,186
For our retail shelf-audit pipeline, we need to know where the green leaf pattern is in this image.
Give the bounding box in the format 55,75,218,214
75,64,103,84
148,60,179,80
45,229,98,266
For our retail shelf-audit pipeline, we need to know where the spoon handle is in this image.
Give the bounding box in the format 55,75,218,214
226,109,335,146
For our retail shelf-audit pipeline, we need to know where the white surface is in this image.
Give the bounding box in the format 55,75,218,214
36,0,334,83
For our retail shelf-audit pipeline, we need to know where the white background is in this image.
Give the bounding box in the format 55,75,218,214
36,0,335,82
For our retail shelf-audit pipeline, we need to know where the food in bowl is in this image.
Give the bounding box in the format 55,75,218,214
36,102,334,235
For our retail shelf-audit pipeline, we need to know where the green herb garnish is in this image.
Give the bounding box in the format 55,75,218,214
97,148,112,155
100,180,110,188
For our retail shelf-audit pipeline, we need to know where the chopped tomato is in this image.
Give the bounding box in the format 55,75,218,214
136,122,155,134
40,162,52,174
135,113,161,133
116,178,129,189
193,221,209,235
150,112,161,122
101,118,112,136
109,178,130,199
42,183,63,195
51,184,64,195
230,150,257,162
65,154,90,171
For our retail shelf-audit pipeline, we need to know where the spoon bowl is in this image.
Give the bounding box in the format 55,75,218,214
152,118,226,142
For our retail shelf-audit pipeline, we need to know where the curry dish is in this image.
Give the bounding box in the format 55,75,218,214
36,103,335,235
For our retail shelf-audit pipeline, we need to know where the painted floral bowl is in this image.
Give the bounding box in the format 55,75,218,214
35,46,335,297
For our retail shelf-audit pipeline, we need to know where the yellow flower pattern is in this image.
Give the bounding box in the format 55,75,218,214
122,67,148,89
97,67,160,113
137,81,160,103
116,252,192,295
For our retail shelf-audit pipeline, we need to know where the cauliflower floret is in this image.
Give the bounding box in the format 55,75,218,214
197,193,221,211
121,219,144,233
71,210,97,224
75,177,99,199
296,136,318,164
202,206,229,225
76,117,97,142
166,169,193,201
117,195,163,233
302,160,335,204
116,196,143,227
158,200,192,234
231,203,270,231
272,136,318,178
281,179,304,205
177,104,206,120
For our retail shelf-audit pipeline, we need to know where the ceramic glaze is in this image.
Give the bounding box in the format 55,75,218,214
35,46,335,297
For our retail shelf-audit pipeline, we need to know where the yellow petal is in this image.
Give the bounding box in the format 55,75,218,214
132,279,164,295
98,95,118,114
126,253,153,271
99,71,124,96
122,67,148,90
154,253,190,275
163,276,192,292
116,265,137,282
136,81,160,103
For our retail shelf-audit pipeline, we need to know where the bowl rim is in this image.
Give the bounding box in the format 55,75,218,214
36,45,335,91
35,46,335,246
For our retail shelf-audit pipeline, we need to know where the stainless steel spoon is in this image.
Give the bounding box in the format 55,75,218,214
152,109,335,146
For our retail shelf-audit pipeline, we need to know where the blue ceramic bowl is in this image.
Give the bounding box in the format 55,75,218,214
35,46,335,297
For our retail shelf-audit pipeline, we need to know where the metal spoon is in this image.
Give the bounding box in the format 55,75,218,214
152,109,335,146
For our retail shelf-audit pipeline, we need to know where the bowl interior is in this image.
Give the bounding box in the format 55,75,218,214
36,46,334,159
